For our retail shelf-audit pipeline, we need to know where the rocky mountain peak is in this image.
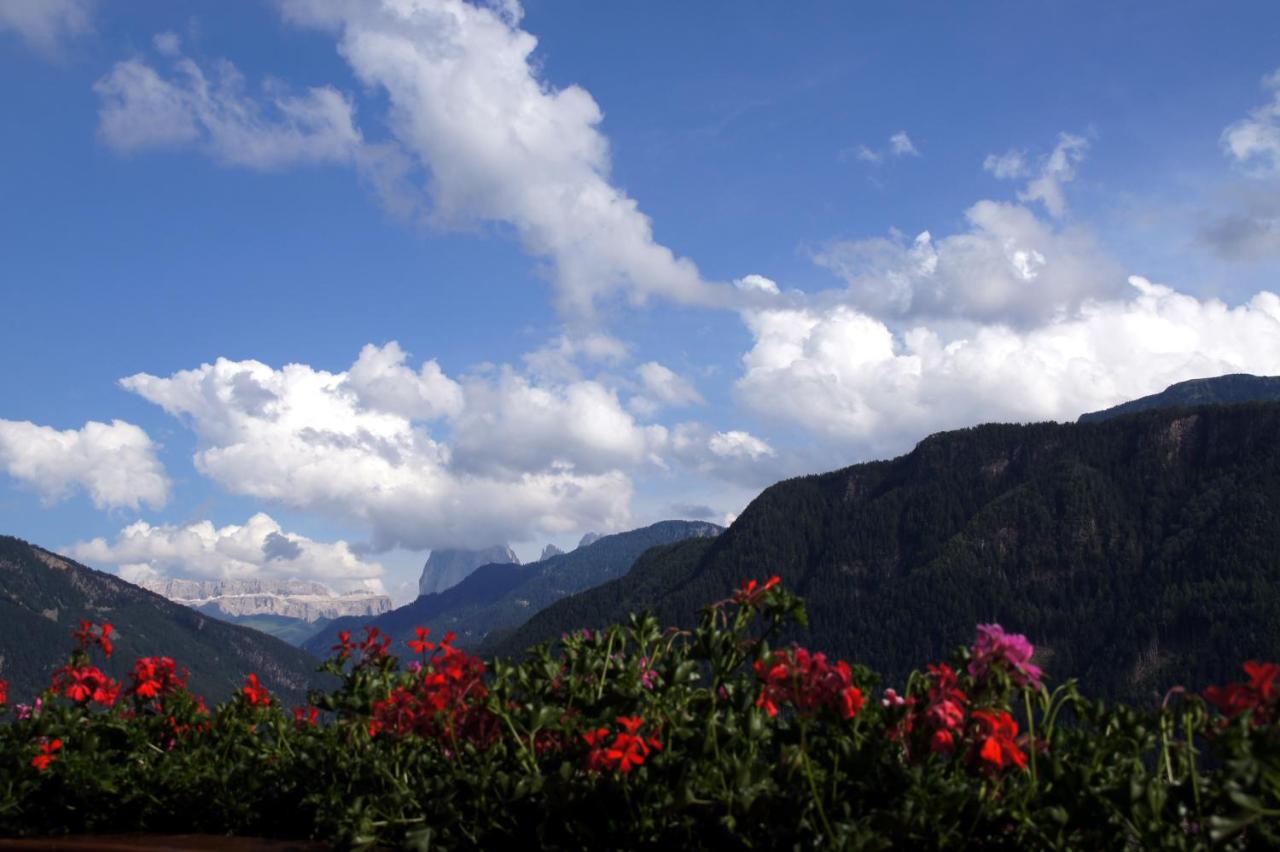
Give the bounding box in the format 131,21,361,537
418,545,519,597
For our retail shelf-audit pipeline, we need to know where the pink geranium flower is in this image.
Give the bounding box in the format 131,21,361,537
968,624,1043,690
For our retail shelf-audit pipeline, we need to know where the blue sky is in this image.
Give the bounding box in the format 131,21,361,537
1,0,1278,602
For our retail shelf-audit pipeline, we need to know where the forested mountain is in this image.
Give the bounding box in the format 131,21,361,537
1079,373,1280,423
304,520,720,657
0,537,328,706
494,403,1280,703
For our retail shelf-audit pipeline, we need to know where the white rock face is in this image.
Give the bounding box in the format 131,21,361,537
418,546,519,597
138,578,392,622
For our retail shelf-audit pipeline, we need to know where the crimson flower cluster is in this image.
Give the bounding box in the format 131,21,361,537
731,575,781,608
53,664,120,707
127,657,188,703
0,679,7,707
332,626,392,666
241,674,273,707
368,631,496,748
30,738,61,772
583,716,662,774
72,620,114,659
1205,661,1280,725
970,709,1027,773
753,645,865,720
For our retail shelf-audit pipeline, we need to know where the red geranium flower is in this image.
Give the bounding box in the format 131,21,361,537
407,627,434,655
970,709,1027,772
241,673,272,707
292,706,320,728
72,620,114,658
31,739,62,772
53,664,120,707
1205,660,1280,725
732,575,782,608
0,679,7,707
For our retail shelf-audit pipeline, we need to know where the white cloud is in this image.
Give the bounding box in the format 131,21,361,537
734,274,781,296
847,131,919,165
276,0,725,316
522,332,629,381
668,422,779,487
345,341,463,421
94,48,362,170
814,199,1125,324
0,418,169,511
983,149,1028,179
0,0,92,55
450,368,667,477
1222,69,1280,178
889,131,918,157
631,361,703,414
736,277,1280,456
69,513,385,593
119,345,639,551
1020,133,1089,217
152,30,181,57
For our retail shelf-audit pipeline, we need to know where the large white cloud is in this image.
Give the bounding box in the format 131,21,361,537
272,0,726,315
119,346,637,551
1222,69,1280,178
94,46,362,170
69,513,386,593
0,418,169,511
813,199,1124,325
736,276,1280,457
119,341,777,548
0,0,92,55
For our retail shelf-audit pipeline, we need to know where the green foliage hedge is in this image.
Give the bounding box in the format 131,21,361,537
2,580,1279,850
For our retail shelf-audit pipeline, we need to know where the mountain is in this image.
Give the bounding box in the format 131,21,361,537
494,403,1280,703
577,532,602,549
0,537,328,707
418,545,519,596
137,577,391,622
540,544,565,560
305,520,721,657
1079,373,1280,423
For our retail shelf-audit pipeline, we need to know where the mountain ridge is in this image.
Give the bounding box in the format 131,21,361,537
494,402,1280,702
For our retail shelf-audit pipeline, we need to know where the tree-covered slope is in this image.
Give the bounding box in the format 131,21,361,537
0,537,328,706
304,521,720,656
1078,373,1280,423
494,403,1280,702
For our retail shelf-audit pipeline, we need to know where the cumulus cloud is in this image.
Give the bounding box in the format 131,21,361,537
272,0,724,316
629,361,703,416
345,341,463,421
450,368,667,477
668,422,780,487
736,277,1280,456
813,199,1124,325
522,332,629,382
0,418,169,511
0,0,92,55
94,47,362,170
69,513,385,592
119,344,643,550
1222,69,1280,178
983,149,1028,180
986,133,1088,217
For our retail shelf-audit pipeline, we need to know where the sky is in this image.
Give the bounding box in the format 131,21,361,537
1,0,1278,604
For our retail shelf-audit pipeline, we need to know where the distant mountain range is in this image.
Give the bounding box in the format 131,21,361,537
0,537,327,707
1079,373,1280,423
304,520,721,657
137,577,391,622
495,400,1280,703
